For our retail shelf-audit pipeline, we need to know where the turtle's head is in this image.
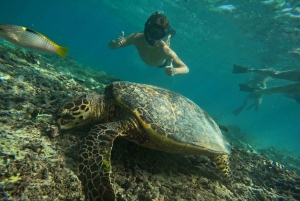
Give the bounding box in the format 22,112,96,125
57,93,103,130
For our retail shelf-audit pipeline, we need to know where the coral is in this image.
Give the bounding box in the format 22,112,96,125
0,156,84,200
49,125,59,138
0,43,119,200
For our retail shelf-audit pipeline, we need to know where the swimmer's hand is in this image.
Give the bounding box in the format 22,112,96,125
109,31,125,49
165,59,176,76
116,31,125,47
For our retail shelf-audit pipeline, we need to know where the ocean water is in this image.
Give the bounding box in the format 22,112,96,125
0,0,299,156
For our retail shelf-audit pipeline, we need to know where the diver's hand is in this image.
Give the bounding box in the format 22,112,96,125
116,31,125,47
165,59,176,76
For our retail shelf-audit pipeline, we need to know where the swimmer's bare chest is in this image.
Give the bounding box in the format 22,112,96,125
134,35,167,66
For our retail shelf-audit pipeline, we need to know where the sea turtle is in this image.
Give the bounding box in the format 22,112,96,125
57,81,231,201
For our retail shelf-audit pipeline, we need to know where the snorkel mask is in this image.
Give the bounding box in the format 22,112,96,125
144,12,167,46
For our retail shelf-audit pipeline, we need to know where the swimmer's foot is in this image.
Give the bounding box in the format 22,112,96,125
232,106,244,116
246,103,256,110
233,64,249,74
239,84,255,92
294,94,300,105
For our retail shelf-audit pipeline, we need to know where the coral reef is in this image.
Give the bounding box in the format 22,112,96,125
0,42,300,200
0,42,118,200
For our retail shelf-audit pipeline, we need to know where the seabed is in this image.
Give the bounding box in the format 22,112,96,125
0,43,300,200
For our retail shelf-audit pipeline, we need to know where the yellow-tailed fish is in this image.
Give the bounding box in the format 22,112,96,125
0,24,69,58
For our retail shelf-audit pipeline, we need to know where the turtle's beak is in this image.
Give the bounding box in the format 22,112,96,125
57,118,72,130
57,118,64,130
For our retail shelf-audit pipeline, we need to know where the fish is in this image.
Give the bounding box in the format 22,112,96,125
210,4,236,12
0,24,68,58
218,5,236,11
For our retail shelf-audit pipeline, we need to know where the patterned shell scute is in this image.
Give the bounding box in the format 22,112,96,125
109,82,230,154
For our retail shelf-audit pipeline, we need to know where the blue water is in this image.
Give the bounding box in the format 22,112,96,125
1,0,299,155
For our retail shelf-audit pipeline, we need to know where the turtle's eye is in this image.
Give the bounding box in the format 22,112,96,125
61,111,72,119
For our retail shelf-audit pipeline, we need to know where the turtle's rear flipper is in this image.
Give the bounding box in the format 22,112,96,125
232,64,249,74
211,154,232,183
79,123,121,201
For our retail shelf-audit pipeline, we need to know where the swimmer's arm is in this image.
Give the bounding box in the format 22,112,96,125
165,49,189,75
108,32,136,50
172,56,189,74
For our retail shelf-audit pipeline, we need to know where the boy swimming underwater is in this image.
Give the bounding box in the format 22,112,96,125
108,12,189,76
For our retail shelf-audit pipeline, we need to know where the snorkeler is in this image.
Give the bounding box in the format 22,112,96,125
232,75,270,116
238,82,300,105
233,64,300,82
233,64,300,115
108,12,189,76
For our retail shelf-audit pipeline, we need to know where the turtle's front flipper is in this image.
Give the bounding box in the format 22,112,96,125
78,123,121,201
211,155,232,183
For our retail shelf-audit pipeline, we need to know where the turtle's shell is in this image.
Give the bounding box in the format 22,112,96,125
106,81,231,155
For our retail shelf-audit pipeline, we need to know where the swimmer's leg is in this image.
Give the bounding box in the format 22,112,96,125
232,95,250,116
254,95,263,111
270,70,300,82
233,64,276,78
